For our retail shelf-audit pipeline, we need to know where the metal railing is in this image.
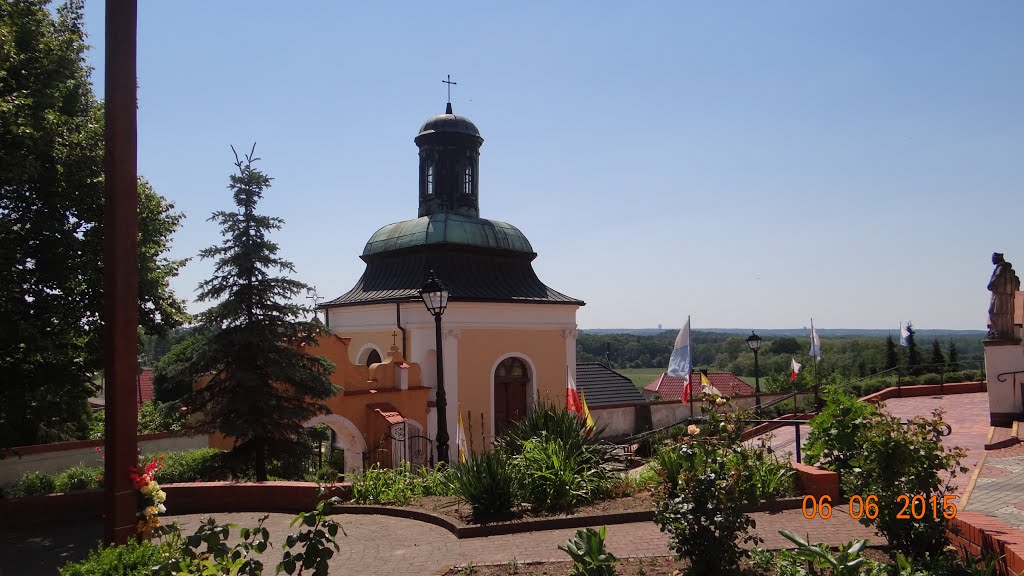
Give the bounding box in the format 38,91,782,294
996,369,1024,414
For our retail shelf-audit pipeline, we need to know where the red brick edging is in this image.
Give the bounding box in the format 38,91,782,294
861,381,987,403
0,481,352,530
949,512,1024,574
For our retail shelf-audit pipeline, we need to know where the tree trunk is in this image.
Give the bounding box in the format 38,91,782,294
254,442,268,482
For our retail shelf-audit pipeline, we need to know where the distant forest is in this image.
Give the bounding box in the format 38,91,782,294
576,329,985,385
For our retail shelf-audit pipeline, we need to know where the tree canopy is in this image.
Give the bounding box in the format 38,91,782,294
0,0,187,447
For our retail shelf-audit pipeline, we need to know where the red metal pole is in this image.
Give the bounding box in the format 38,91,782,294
103,0,139,545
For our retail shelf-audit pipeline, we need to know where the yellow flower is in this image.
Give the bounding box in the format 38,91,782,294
144,505,159,517
687,424,700,435
153,490,166,503
141,480,158,495
726,424,735,432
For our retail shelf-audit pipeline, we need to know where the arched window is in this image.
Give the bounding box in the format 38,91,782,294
425,164,434,196
463,164,473,194
365,349,382,367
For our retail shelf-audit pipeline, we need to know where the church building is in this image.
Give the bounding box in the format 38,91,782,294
318,101,584,460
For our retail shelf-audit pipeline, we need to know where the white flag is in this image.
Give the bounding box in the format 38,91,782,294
668,317,692,378
809,319,822,360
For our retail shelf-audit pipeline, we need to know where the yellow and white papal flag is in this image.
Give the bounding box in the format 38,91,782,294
456,410,468,463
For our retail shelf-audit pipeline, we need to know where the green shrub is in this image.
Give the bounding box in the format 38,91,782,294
558,526,618,576
351,462,417,505
137,400,187,435
328,449,345,473
10,471,57,497
58,539,163,576
516,434,609,513
654,397,760,575
154,448,225,483
803,386,881,488
917,373,942,385
54,465,102,493
416,464,455,497
451,450,518,518
845,409,967,558
494,401,612,469
740,447,795,500
654,444,687,497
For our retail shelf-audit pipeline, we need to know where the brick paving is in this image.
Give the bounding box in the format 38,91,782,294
965,444,1024,529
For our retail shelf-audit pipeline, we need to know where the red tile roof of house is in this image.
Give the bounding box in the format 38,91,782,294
643,371,754,400
367,402,405,425
137,368,155,409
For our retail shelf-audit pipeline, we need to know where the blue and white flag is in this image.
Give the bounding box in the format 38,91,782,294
809,319,822,360
668,317,692,378
899,323,909,347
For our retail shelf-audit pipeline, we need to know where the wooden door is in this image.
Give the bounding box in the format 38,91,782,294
494,358,530,436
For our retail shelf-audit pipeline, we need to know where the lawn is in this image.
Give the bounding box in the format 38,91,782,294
616,368,665,390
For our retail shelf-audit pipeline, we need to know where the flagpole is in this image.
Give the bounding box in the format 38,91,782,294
687,316,694,418
811,318,820,411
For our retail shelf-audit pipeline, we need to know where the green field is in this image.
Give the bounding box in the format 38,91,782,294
616,368,666,390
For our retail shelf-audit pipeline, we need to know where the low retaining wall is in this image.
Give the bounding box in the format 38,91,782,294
0,434,209,486
0,481,352,530
791,461,840,500
949,512,1024,574
861,381,986,403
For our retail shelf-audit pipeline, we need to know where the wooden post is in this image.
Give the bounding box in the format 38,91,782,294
103,0,139,545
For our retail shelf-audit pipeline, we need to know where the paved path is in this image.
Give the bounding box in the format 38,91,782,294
966,443,1024,529
0,508,879,576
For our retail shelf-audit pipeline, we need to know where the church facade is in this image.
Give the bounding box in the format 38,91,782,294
318,102,584,459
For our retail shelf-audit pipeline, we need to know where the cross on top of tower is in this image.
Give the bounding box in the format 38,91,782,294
306,286,322,308
442,74,457,114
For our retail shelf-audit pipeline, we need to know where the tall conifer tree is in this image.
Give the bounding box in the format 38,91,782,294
929,339,946,367
947,341,960,372
884,335,899,371
184,147,337,480
905,322,922,375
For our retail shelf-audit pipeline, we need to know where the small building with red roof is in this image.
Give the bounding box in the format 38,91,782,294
643,371,754,401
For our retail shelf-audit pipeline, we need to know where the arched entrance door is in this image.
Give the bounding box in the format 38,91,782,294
494,357,530,436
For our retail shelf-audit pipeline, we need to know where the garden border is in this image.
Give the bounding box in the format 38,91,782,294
333,498,806,539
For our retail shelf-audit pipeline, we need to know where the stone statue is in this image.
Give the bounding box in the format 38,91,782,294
987,252,1020,341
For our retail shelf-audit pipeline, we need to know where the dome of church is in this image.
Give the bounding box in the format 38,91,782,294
362,213,534,257
417,113,481,138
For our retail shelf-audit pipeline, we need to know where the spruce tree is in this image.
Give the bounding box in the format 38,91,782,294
905,322,922,375
884,335,899,370
929,339,946,368
184,146,337,480
947,341,960,372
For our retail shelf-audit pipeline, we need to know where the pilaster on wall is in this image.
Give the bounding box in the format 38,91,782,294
984,339,1024,425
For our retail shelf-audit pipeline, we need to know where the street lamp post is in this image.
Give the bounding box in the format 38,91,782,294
420,270,450,465
746,331,763,414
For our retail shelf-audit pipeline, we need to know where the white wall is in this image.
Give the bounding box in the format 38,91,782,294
651,402,694,429
985,341,1024,417
590,406,635,437
0,435,208,487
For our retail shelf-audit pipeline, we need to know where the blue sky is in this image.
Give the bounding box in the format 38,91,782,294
80,1,1023,330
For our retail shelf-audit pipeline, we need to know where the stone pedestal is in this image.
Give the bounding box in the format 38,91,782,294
984,339,1024,426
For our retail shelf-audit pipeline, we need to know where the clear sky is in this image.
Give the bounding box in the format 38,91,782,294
79,1,1023,330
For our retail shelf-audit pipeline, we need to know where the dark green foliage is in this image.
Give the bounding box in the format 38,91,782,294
182,148,338,481
930,339,946,367
153,448,226,484
327,450,345,474
153,514,269,575
451,450,519,518
803,386,881,488
494,401,612,470
153,333,210,402
947,341,961,372
885,335,899,370
351,463,418,505
777,531,877,576
278,490,345,576
515,434,610,513
0,1,186,448
137,400,188,435
54,465,102,492
8,470,57,497
654,444,687,498
58,539,163,576
906,322,923,375
918,373,942,385
558,526,618,576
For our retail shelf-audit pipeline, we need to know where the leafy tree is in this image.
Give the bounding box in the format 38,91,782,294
767,336,801,355
947,341,960,372
183,147,337,481
905,322,922,375
152,332,210,402
883,335,899,371
929,339,945,367
0,0,186,447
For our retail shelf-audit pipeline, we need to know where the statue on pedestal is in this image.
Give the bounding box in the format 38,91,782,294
987,252,1020,341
